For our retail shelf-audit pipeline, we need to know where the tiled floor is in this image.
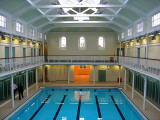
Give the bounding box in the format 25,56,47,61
0,82,160,120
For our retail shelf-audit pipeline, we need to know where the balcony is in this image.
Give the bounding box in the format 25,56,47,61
0,56,43,77
44,55,118,65
119,56,160,80
0,55,160,80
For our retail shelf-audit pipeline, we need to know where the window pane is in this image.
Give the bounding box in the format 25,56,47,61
152,12,160,27
98,37,104,48
0,15,6,28
80,37,85,48
60,37,66,48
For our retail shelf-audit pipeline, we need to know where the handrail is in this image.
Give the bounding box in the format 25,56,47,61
121,56,160,61
46,55,116,56
0,56,43,60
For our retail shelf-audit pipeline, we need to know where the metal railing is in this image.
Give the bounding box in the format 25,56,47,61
0,55,160,80
45,55,118,64
0,56,43,75
119,56,160,79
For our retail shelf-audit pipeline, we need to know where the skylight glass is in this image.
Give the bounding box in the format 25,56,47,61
58,0,100,21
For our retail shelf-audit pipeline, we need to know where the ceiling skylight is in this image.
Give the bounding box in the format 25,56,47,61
58,0,101,21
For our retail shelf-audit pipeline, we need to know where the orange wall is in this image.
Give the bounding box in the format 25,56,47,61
74,65,90,82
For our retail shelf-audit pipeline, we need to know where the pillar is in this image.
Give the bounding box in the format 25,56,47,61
143,76,147,110
43,65,45,83
26,70,28,97
145,35,149,58
26,39,28,56
118,66,121,85
11,74,14,108
124,68,127,90
120,42,122,56
36,67,38,90
68,65,70,84
93,65,96,84
10,35,13,70
132,71,135,99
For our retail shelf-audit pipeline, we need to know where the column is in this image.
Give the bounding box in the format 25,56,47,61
10,35,13,70
68,65,70,84
145,35,149,58
26,70,28,97
143,76,147,110
36,67,38,90
124,68,127,90
11,74,14,108
120,42,122,56
118,66,121,85
132,71,135,99
93,65,96,84
43,39,45,61
133,40,136,57
43,65,45,83
26,39,28,56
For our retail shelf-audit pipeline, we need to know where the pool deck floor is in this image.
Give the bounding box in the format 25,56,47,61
0,81,160,120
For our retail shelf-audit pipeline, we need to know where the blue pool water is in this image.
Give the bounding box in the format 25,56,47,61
9,88,146,120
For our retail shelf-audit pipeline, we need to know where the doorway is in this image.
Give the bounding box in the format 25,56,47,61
137,48,140,58
74,65,90,83
98,70,106,82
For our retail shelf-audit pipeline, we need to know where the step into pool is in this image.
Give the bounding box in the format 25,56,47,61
7,88,147,120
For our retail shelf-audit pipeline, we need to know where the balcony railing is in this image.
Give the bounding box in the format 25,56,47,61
45,55,118,64
119,56,160,79
0,56,43,76
0,55,160,80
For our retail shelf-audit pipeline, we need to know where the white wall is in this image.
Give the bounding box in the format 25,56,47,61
47,32,118,55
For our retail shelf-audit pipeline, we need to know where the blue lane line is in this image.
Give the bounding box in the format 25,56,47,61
76,89,83,120
29,94,51,120
110,96,125,120
76,95,82,120
95,96,102,119
53,95,67,120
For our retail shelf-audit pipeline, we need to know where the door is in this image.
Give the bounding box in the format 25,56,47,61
137,48,140,58
5,47,10,64
23,48,26,57
31,48,33,57
34,48,36,56
98,70,106,82
74,65,90,83
5,47,9,58
12,47,15,57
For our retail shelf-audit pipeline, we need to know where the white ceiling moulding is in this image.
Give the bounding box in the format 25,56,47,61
51,21,112,24
46,14,115,18
37,4,124,9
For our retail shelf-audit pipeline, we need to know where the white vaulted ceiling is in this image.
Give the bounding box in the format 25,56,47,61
0,0,160,33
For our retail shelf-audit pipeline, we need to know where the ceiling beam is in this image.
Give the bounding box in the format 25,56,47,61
37,4,124,9
50,21,112,24
14,0,43,17
42,25,120,33
25,0,51,22
46,14,115,17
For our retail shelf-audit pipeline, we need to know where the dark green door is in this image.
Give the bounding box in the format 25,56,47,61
12,47,15,57
31,48,33,57
5,47,9,58
98,70,106,82
5,47,9,64
23,48,26,57
137,48,140,58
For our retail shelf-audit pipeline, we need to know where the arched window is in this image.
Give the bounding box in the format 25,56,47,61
79,36,85,48
60,36,66,48
98,37,104,48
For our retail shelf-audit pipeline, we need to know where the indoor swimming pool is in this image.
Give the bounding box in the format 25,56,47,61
7,88,147,120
